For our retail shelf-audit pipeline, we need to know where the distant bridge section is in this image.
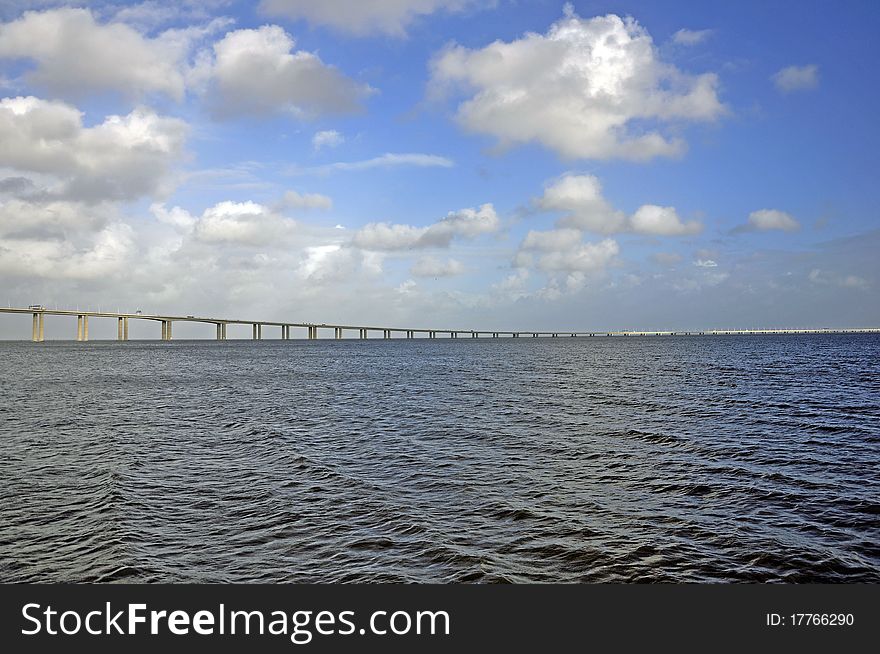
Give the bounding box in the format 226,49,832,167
3,307,879,342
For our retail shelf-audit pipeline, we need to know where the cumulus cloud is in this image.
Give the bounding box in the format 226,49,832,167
411,256,464,277
523,237,620,273
538,175,625,234
629,205,702,236
772,64,819,93
653,252,683,266
259,0,488,36
0,96,187,203
312,129,344,150
537,174,701,236
352,203,499,251
693,258,717,267
278,190,333,211
152,200,298,246
0,7,223,101
204,25,373,119
736,209,800,233
291,152,453,175
672,28,712,46
430,8,724,160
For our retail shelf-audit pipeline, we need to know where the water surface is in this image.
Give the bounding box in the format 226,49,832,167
1,336,877,582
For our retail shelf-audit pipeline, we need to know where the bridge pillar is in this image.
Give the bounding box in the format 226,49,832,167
161,320,166,341
117,317,124,341
123,317,129,340
472,332,477,338
76,315,83,341
359,328,366,339
222,323,227,340
252,324,257,340
38,313,44,341
32,313,38,342
407,330,413,339
83,316,89,341
217,324,222,340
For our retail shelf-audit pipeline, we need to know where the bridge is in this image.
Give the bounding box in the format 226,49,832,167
0,305,880,343
3,307,879,342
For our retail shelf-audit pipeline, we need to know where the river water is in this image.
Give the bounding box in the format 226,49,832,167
1,335,877,582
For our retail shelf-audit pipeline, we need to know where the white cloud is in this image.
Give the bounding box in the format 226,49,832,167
152,200,298,246
537,174,701,236
0,96,187,203
259,0,488,36
312,129,344,150
841,275,868,290
744,209,800,232
808,268,869,290
352,203,499,251
411,256,464,277
529,238,619,273
430,9,724,160
538,175,625,234
520,228,582,252
672,28,712,46
291,152,453,175
0,7,222,101
652,251,683,266
630,204,702,236
278,190,333,211
772,64,819,93
693,258,717,267
205,25,373,119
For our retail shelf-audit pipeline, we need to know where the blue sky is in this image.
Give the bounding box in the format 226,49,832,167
0,0,878,337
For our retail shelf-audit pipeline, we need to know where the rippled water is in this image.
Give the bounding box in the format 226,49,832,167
1,336,878,583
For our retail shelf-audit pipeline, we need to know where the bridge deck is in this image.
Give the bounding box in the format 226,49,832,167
2,307,878,340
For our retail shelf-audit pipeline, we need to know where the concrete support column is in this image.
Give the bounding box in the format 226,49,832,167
123,317,129,340
83,316,89,341
472,332,477,338
359,328,366,339
216,324,222,340
77,315,83,341
252,324,258,340
257,324,262,339
533,333,537,337
429,331,435,339
334,327,341,339
161,320,167,341
38,313,44,341
167,321,172,341
32,313,38,342
118,317,124,341
221,323,227,340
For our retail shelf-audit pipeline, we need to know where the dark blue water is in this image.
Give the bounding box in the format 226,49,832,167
1,336,878,582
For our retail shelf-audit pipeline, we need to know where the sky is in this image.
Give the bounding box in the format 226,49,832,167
1,0,878,338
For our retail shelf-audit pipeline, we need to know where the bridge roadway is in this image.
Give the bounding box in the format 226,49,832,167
3,307,879,342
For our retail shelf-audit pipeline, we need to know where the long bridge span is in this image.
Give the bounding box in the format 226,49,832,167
3,307,879,342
